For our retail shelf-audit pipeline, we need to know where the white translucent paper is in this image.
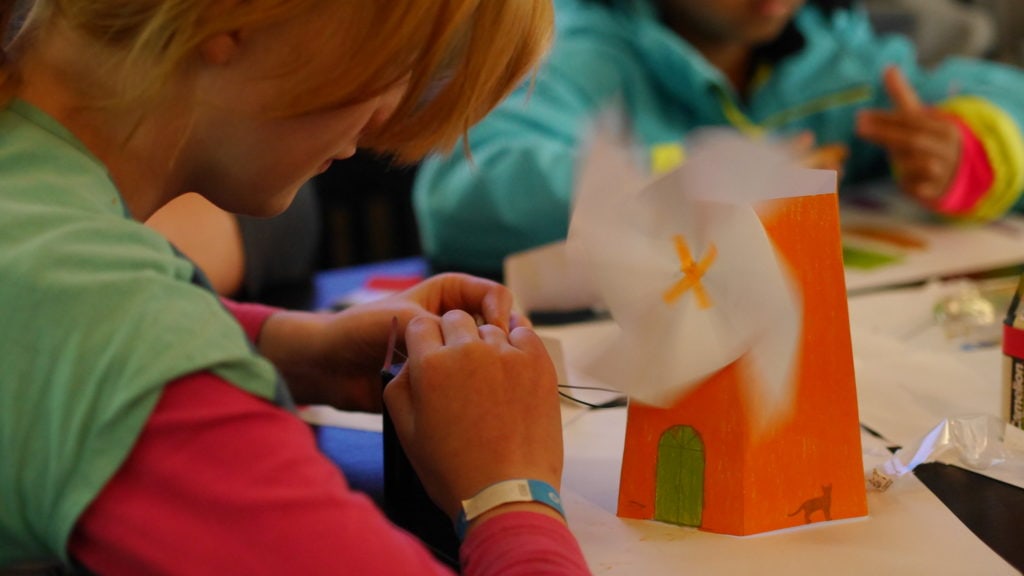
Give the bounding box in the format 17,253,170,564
566,126,833,428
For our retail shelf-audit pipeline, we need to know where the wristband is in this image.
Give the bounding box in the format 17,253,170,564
455,478,565,540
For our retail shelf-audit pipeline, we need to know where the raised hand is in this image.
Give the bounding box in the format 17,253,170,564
856,66,962,204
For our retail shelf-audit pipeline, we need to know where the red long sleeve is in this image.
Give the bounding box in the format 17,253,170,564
68,372,452,575
933,116,995,215
68,304,592,574
220,298,279,343
69,374,590,575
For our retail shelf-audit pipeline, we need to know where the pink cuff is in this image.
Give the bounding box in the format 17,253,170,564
221,298,281,343
934,116,995,215
460,511,589,575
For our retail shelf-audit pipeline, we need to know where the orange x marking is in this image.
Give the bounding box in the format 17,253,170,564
662,234,717,309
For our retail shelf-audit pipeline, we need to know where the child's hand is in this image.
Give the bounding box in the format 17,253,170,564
383,310,563,520
257,273,528,412
856,66,962,205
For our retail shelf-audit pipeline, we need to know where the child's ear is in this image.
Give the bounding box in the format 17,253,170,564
199,31,241,66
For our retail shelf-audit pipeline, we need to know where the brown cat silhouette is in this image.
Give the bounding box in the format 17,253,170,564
787,484,832,523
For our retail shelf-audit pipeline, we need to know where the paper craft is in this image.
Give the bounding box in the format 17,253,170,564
566,127,867,535
558,408,1019,576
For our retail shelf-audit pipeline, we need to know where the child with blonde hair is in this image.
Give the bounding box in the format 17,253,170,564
0,1,590,574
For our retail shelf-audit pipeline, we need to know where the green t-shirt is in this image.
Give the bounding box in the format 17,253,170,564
0,101,282,567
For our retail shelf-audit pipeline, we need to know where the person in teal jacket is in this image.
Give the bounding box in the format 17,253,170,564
414,0,1024,278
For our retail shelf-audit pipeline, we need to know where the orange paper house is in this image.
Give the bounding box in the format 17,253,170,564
616,191,867,535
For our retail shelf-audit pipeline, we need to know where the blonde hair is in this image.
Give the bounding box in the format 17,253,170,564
0,1,554,162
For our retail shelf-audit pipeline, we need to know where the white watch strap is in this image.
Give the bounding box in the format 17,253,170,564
455,479,564,540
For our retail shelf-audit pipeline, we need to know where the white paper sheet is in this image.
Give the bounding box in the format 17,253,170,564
848,282,1006,446
847,280,1024,490
842,185,1024,294
503,241,604,313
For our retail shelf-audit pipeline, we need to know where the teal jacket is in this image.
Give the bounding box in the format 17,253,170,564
413,0,1024,276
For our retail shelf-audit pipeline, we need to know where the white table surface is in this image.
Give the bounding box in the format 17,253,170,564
540,279,1024,574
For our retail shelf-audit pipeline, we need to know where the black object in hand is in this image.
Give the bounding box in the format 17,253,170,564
381,365,461,568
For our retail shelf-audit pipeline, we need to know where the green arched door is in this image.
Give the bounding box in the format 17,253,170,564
654,425,705,527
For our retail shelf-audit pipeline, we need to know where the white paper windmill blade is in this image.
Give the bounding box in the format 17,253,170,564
567,127,813,427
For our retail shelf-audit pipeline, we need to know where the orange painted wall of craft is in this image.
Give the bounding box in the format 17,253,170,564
616,191,869,535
